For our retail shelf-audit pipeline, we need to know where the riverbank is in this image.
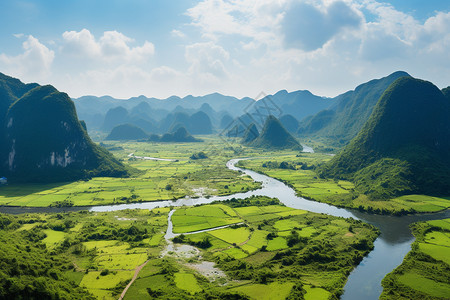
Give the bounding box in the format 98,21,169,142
236,155,450,216
0,157,448,299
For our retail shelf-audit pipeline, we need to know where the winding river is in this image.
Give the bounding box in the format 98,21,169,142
0,158,448,299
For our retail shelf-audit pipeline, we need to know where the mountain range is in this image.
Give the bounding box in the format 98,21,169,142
298,71,411,145
73,89,334,134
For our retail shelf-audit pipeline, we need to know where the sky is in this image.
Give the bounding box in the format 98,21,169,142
0,0,449,99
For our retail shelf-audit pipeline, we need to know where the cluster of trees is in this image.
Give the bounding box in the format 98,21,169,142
0,215,94,299
190,151,208,160
172,234,212,249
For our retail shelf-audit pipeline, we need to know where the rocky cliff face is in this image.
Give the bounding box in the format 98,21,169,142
0,75,128,182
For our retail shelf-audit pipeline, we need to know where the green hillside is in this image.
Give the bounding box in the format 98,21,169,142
320,77,450,199
299,71,411,145
2,83,129,182
106,123,149,140
251,116,302,150
189,111,213,134
242,123,259,144
0,73,39,174
159,126,201,142
102,106,128,131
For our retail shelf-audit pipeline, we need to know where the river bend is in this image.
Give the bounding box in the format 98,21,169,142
1,158,448,299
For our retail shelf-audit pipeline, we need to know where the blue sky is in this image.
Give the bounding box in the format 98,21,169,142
0,0,449,99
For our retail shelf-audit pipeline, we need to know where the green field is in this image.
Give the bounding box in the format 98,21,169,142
174,272,202,294
168,197,379,298
397,272,450,299
42,229,66,247
237,154,450,214
208,227,250,245
171,204,241,233
0,138,262,207
418,242,450,265
266,236,288,251
231,282,295,300
304,285,331,300
23,208,168,298
381,218,450,299
0,195,380,299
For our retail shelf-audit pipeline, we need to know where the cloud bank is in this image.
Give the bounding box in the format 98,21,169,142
0,0,449,99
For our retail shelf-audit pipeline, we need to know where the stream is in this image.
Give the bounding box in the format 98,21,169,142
0,158,448,299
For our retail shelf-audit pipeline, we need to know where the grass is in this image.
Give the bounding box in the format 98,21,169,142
80,270,134,289
427,219,450,230
64,270,85,286
171,205,241,233
417,243,450,264
304,285,332,300
424,231,450,247
381,218,450,299
273,219,301,231
231,282,295,300
42,229,66,247
266,237,288,251
174,272,202,294
244,230,269,251
0,137,262,207
208,227,250,245
397,272,450,299
17,223,38,231
391,195,450,212
148,233,164,246
237,154,450,214
0,197,380,300
95,252,148,270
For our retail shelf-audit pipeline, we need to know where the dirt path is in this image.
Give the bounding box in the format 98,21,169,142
118,259,150,300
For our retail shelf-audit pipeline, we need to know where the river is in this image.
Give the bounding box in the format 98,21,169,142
0,158,448,299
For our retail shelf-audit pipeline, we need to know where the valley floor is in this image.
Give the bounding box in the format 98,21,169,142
237,153,450,215
1,197,378,300
0,136,448,299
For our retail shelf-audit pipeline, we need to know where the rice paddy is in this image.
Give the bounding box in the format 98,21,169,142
0,138,261,207
381,218,450,299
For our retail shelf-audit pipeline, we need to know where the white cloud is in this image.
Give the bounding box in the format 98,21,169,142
0,35,54,81
185,42,230,80
181,0,450,97
171,29,186,38
282,0,363,51
2,1,450,100
62,29,100,57
61,29,154,63
186,0,283,45
150,66,182,82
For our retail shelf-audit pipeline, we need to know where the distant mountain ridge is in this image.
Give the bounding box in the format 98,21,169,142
73,89,334,133
299,71,411,145
106,124,149,140
250,116,302,150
